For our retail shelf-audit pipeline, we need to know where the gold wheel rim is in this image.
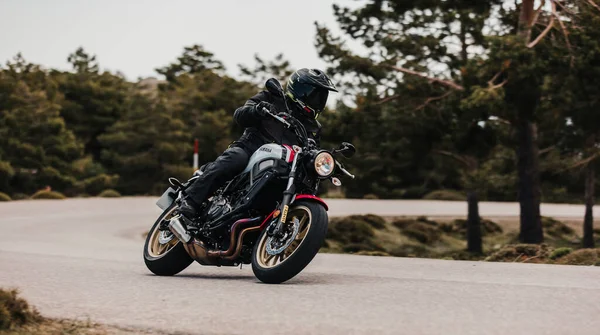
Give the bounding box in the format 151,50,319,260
256,205,312,269
147,206,180,258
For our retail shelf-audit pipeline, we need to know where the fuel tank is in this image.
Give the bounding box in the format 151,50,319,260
242,143,293,173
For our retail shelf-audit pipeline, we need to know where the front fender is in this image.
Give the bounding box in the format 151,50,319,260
259,194,329,230
292,195,329,211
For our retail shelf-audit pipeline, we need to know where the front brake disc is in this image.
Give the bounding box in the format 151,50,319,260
266,217,300,255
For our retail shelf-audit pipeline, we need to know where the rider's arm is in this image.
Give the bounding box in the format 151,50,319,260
233,91,271,128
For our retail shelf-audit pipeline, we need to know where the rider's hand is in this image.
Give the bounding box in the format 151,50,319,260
254,101,273,117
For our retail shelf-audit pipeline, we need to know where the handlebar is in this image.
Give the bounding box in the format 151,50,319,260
262,108,355,179
262,107,291,128
262,107,310,148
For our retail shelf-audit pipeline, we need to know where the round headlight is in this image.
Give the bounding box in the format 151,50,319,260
314,152,335,177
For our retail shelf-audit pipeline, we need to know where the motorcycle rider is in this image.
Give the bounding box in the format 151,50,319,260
177,68,338,220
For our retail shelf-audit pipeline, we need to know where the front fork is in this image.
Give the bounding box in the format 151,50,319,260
268,146,302,237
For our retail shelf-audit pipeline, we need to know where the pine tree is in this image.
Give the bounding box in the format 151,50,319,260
99,93,191,195
239,53,294,86
0,56,82,194
52,47,130,161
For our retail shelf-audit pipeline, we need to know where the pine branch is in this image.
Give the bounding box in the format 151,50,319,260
527,1,556,48
487,71,504,87
539,145,556,155
555,1,576,15
587,0,600,12
434,150,477,170
490,79,509,90
384,64,465,91
554,8,573,67
568,151,600,170
376,95,401,105
414,91,453,111
531,0,546,27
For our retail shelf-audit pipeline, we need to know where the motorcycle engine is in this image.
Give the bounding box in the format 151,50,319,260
206,195,232,221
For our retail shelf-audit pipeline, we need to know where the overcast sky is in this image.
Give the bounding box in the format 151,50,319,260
0,0,358,81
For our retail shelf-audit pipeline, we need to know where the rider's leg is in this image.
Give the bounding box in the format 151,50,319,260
178,146,249,218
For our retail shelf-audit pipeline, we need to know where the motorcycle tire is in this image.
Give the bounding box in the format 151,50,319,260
143,203,193,276
251,201,328,284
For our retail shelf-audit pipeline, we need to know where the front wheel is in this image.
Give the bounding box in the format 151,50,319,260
251,201,328,284
144,203,193,276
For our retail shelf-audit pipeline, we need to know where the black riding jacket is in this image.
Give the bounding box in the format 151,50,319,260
232,90,321,154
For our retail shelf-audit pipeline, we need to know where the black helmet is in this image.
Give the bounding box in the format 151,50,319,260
286,68,338,119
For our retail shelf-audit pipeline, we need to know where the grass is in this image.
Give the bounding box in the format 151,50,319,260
0,288,153,334
9,194,28,201
550,247,573,260
556,249,600,265
423,190,466,201
322,214,599,266
30,191,66,200
97,189,121,198
0,318,153,335
0,289,41,331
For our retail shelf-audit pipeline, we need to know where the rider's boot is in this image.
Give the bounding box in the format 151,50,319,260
176,198,200,221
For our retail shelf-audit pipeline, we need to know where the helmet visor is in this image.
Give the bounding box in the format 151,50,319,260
292,83,329,114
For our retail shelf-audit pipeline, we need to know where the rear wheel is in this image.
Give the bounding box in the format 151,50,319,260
251,201,328,284
143,204,193,276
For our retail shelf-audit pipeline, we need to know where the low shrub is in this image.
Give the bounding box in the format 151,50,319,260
403,223,440,244
363,193,379,200
98,189,121,198
10,193,29,200
30,190,66,200
326,215,386,253
448,218,503,236
392,218,416,229
0,192,11,202
389,244,430,258
542,217,575,238
392,217,441,244
81,173,119,195
347,214,386,229
0,288,41,330
416,216,438,226
439,250,487,261
485,244,551,263
423,190,466,201
550,247,573,260
556,249,600,266
327,217,375,244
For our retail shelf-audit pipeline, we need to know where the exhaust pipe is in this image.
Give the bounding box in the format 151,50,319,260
168,216,191,243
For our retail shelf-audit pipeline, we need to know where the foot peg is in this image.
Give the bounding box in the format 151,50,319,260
168,215,191,243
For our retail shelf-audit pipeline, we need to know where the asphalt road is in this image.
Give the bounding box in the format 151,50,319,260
1,198,599,335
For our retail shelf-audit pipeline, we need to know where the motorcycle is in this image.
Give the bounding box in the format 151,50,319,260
143,78,356,284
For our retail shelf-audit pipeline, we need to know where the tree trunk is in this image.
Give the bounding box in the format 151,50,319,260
467,191,482,253
518,0,535,41
583,154,595,249
517,118,544,243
